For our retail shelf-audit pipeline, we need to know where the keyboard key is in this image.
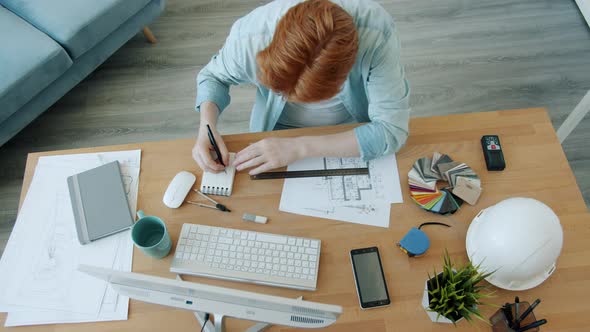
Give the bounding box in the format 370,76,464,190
211,228,220,236
219,237,232,244
294,253,301,260
190,253,197,260
310,255,317,262
198,226,211,234
303,239,310,247
257,233,288,244
262,242,269,249
310,240,319,248
288,238,296,245
296,239,303,246
305,248,316,255
302,261,309,268
177,245,185,252
295,260,302,267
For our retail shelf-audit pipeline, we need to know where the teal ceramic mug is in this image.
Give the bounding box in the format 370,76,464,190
132,210,171,258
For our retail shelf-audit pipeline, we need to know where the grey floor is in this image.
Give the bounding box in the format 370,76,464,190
1,0,590,254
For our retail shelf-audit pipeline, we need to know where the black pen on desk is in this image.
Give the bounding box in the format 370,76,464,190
206,124,226,173
517,319,547,332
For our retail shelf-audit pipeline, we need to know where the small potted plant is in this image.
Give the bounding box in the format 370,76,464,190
422,250,494,324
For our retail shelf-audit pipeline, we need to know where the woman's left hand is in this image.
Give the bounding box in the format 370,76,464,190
233,137,305,175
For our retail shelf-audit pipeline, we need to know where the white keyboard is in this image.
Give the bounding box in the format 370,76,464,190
170,223,321,290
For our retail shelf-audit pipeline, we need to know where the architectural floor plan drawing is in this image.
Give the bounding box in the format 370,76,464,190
279,154,403,227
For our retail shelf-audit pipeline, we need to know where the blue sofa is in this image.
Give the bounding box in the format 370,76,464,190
0,0,165,146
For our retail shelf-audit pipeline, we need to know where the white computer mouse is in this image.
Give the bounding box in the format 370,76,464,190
163,171,196,208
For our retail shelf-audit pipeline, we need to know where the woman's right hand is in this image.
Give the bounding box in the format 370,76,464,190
192,123,229,173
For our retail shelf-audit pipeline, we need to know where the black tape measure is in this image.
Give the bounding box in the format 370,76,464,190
250,167,369,180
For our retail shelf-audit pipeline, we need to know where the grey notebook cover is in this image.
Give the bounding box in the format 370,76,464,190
67,161,134,245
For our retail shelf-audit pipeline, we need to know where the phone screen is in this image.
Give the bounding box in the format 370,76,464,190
350,247,390,308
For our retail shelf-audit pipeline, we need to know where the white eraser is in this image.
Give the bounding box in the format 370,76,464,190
243,213,268,224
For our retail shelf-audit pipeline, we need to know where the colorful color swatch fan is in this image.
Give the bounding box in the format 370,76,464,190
408,152,481,215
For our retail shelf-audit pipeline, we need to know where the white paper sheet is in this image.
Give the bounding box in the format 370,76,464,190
0,150,140,326
279,154,403,227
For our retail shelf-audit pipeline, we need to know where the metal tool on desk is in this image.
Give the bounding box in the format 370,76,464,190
186,190,231,212
250,167,369,180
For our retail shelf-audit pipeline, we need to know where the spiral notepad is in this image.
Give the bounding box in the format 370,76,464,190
200,153,236,196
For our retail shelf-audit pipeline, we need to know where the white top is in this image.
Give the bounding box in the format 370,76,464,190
276,96,354,129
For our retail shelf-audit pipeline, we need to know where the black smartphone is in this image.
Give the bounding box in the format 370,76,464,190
350,247,390,309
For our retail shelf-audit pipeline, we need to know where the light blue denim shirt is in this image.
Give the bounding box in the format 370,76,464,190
195,0,410,161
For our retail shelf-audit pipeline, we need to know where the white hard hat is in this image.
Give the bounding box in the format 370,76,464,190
465,197,563,291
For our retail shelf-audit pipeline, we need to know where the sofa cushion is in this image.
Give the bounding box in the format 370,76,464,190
0,6,72,124
0,0,152,59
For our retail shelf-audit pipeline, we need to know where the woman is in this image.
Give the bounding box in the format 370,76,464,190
193,0,410,175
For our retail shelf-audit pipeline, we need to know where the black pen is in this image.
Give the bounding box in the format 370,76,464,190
517,319,547,332
206,124,226,173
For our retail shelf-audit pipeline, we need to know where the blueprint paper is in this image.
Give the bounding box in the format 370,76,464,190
0,150,140,326
279,154,403,227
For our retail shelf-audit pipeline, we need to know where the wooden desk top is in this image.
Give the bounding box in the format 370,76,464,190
4,108,590,331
